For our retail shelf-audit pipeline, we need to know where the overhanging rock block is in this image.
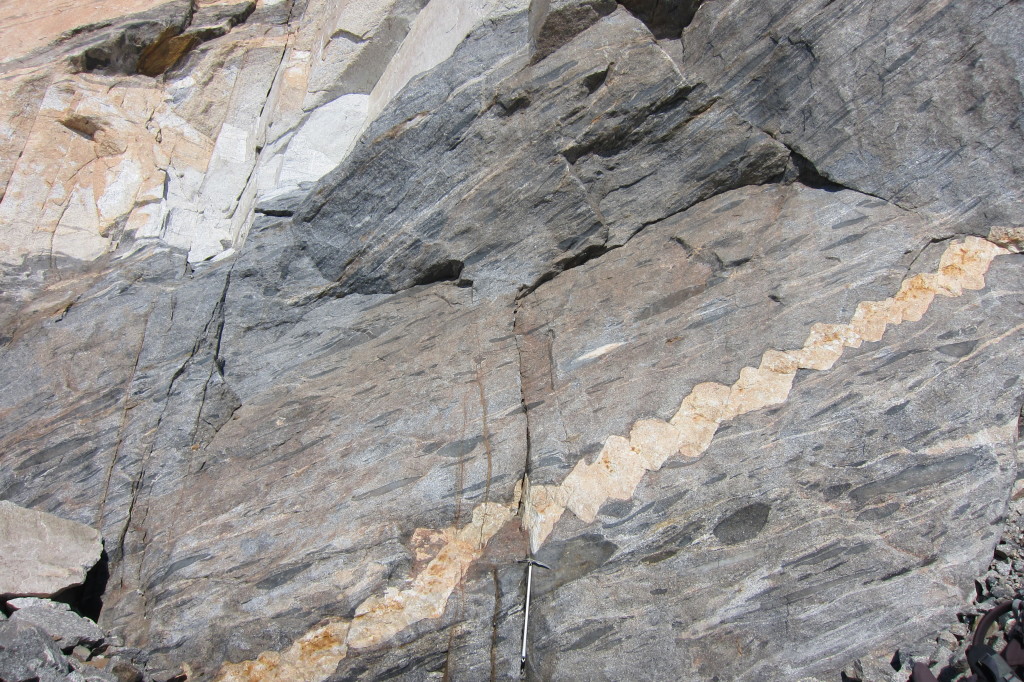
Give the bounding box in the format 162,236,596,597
0,501,103,599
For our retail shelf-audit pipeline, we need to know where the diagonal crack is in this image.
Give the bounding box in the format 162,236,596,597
190,264,240,448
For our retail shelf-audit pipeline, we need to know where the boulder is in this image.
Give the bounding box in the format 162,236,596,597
0,501,103,599
0,619,72,682
8,598,106,651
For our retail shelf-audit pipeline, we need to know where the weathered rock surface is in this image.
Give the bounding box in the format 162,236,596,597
516,184,1023,679
0,0,1022,680
296,9,789,296
0,501,103,599
0,619,73,682
9,599,106,651
676,0,1024,233
0,0,506,268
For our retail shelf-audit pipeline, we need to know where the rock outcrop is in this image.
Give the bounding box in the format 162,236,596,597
0,0,1022,680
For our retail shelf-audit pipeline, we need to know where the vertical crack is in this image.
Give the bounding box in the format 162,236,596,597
190,264,239,448
226,38,292,249
97,304,154,529
512,302,533,499
475,356,495,519
490,567,501,682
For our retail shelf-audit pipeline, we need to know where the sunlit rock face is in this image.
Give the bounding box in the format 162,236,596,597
0,501,104,599
0,0,506,268
0,0,1022,680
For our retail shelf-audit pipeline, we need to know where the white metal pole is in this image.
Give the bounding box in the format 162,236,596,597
520,561,533,671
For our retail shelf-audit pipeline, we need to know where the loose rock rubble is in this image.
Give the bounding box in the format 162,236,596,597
8,599,106,651
0,596,186,682
0,502,183,681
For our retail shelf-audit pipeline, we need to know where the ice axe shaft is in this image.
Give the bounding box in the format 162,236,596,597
518,558,551,677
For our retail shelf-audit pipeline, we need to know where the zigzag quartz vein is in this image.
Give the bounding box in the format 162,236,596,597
522,236,1009,549
216,236,1008,681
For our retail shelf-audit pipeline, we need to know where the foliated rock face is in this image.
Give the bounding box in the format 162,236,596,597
514,186,1022,679
0,0,1022,680
294,9,791,297
675,0,1024,233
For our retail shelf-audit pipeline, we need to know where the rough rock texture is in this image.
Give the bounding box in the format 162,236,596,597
676,0,1024,233
0,0,510,267
0,501,103,599
0,619,74,682
0,0,1022,680
0,603,160,682
517,184,1022,679
296,9,789,296
9,599,106,651
842,483,1024,681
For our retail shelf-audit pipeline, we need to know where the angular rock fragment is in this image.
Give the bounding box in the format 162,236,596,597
0,501,103,599
529,0,617,59
0,619,72,682
8,598,105,651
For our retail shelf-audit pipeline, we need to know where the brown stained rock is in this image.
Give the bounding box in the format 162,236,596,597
0,71,51,203
0,501,102,599
989,227,1024,254
137,28,198,77
0,73,173,266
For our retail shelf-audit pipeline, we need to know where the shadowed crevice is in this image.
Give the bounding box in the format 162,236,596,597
619,0,703,39
52,549,110,622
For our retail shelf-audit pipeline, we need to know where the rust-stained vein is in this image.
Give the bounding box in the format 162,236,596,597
215,236,1009,681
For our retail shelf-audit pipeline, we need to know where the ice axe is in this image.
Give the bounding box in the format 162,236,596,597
517,557,551,677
